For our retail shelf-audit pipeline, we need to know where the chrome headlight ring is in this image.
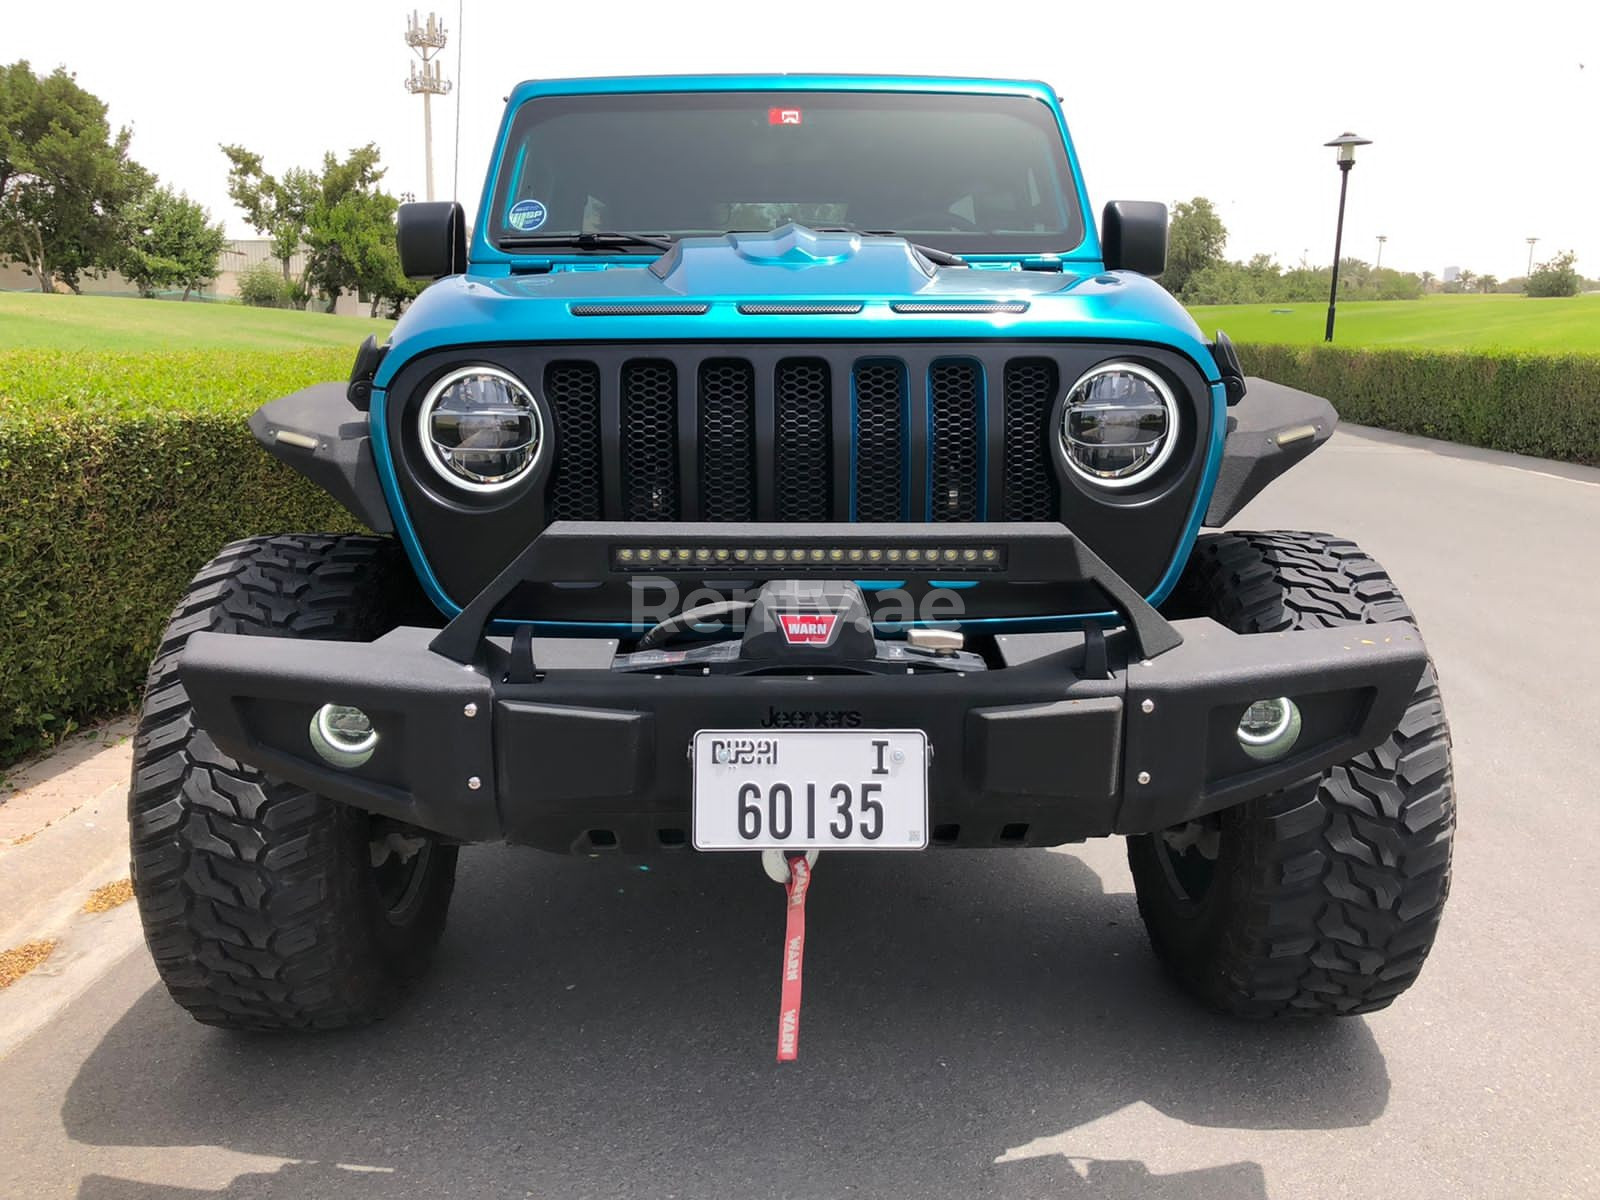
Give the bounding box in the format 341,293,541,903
1059,360,1180,489
416,364,545,493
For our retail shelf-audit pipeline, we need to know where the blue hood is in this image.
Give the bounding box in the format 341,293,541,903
375,224,1218,388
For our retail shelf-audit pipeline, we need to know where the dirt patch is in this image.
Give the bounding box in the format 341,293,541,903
0,939,58,989
83,877,134,914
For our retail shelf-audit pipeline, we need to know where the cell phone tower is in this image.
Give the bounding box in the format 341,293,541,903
404,10,453,202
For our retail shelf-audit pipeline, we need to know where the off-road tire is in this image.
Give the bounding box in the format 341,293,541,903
129,534,457,1031
1129,531,1454,1018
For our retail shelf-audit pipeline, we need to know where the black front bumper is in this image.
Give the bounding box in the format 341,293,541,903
178,522,1428,853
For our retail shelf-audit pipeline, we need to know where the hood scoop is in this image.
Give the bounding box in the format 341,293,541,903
649,222,938,296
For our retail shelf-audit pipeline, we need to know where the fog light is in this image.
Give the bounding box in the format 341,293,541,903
309,703,378,768
1236,697,1302,762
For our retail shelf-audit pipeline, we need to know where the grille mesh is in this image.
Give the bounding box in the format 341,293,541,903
1003,359,1059,521
544,362,603,521
539,350,1066,525
698,359,756,520
774,359,832,521
853,362,905,521
621,360,679,521
928,360,982,521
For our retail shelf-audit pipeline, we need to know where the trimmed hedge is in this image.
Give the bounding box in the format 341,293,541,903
1236,343,1600,466
1,351,359,764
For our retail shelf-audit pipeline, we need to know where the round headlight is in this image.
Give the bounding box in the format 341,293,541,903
417,366,543,491
1060,361,1178,487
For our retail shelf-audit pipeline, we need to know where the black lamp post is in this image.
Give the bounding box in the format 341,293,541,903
1323,132,1372,343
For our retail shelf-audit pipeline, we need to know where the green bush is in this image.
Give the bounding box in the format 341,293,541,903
1526,251,1582,299
237,260,290,307
0,349,358,764
1236,343,1600,465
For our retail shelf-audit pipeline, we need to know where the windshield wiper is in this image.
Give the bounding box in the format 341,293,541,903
809,227,969,268
499,231,676,253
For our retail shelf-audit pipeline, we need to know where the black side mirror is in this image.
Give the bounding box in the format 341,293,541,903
1101,200,1168,276
397,201,467,280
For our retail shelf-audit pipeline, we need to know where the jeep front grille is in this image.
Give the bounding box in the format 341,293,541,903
542,347,1068,525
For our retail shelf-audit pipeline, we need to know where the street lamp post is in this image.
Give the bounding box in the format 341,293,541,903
1526,237,1540,278
1323,132,1372,343
1375,235,1387,270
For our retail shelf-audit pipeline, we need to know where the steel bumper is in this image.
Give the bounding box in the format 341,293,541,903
180,617,1428,853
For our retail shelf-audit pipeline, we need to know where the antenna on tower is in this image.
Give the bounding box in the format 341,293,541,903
404,10,453,202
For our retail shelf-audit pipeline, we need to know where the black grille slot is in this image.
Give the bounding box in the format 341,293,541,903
544,361,603,521
698,359,756,520
928,359,982,521
853,361,905,521
1002,358,1059,521
774,358,832,520
621,359,679,521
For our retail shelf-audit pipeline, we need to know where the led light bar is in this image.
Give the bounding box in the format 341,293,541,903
613,544,1004,572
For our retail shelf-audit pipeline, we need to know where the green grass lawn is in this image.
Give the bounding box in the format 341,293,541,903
0,292,394,352
1185,293,1600,354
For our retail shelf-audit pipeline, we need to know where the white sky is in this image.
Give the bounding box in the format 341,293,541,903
10,0,1597,280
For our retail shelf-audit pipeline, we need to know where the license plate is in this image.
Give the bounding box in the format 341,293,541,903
691,730,929,851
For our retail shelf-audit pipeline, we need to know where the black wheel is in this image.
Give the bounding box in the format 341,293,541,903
1129,531,1455,1018
129,534,458,1031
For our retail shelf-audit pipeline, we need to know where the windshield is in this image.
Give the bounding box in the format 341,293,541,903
488,90,1084,255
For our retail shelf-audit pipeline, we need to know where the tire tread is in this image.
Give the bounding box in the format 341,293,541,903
1132,531,1455,1018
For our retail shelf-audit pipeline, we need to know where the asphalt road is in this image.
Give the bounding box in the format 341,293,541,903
4,425,1599,1200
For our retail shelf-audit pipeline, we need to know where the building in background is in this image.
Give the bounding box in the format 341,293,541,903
2,240,364,315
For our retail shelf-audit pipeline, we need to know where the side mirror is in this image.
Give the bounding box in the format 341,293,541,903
397,201,467,280
1101,201,1168,276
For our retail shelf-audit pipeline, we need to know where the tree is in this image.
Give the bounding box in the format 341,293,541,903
1165,197,1227,297
1526,250,1581,298
301,144,388,311
0,60,148,292
119,185,226,299
1477,274,1498,294
226,142,409,312
222,144,317,285
1456,269,1477,294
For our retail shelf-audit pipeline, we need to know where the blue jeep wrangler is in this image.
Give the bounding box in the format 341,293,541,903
130,75,1454,1032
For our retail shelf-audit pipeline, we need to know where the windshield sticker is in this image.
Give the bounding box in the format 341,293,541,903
768,107,803,126
507,198,548,232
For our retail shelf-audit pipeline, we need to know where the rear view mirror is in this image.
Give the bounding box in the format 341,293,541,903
397,201,467,280
1101,201,1168,276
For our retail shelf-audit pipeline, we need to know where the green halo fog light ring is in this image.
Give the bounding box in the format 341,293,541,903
1236,697,1302,762
309,703,378,768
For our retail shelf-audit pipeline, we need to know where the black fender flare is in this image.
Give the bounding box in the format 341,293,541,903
248,383,394,533
1203,378,1338,526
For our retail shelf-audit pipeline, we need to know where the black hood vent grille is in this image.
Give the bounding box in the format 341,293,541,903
737,301,865,315
569,302,710,316
891,300,1029,314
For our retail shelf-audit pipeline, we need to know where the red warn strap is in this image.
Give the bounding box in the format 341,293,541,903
776,853,812,1062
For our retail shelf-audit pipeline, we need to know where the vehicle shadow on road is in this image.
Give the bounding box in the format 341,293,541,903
63,846,1386,1199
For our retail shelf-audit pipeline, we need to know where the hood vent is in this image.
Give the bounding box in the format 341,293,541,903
738,301,865,315
570,301,710,316
891,300,1030,314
